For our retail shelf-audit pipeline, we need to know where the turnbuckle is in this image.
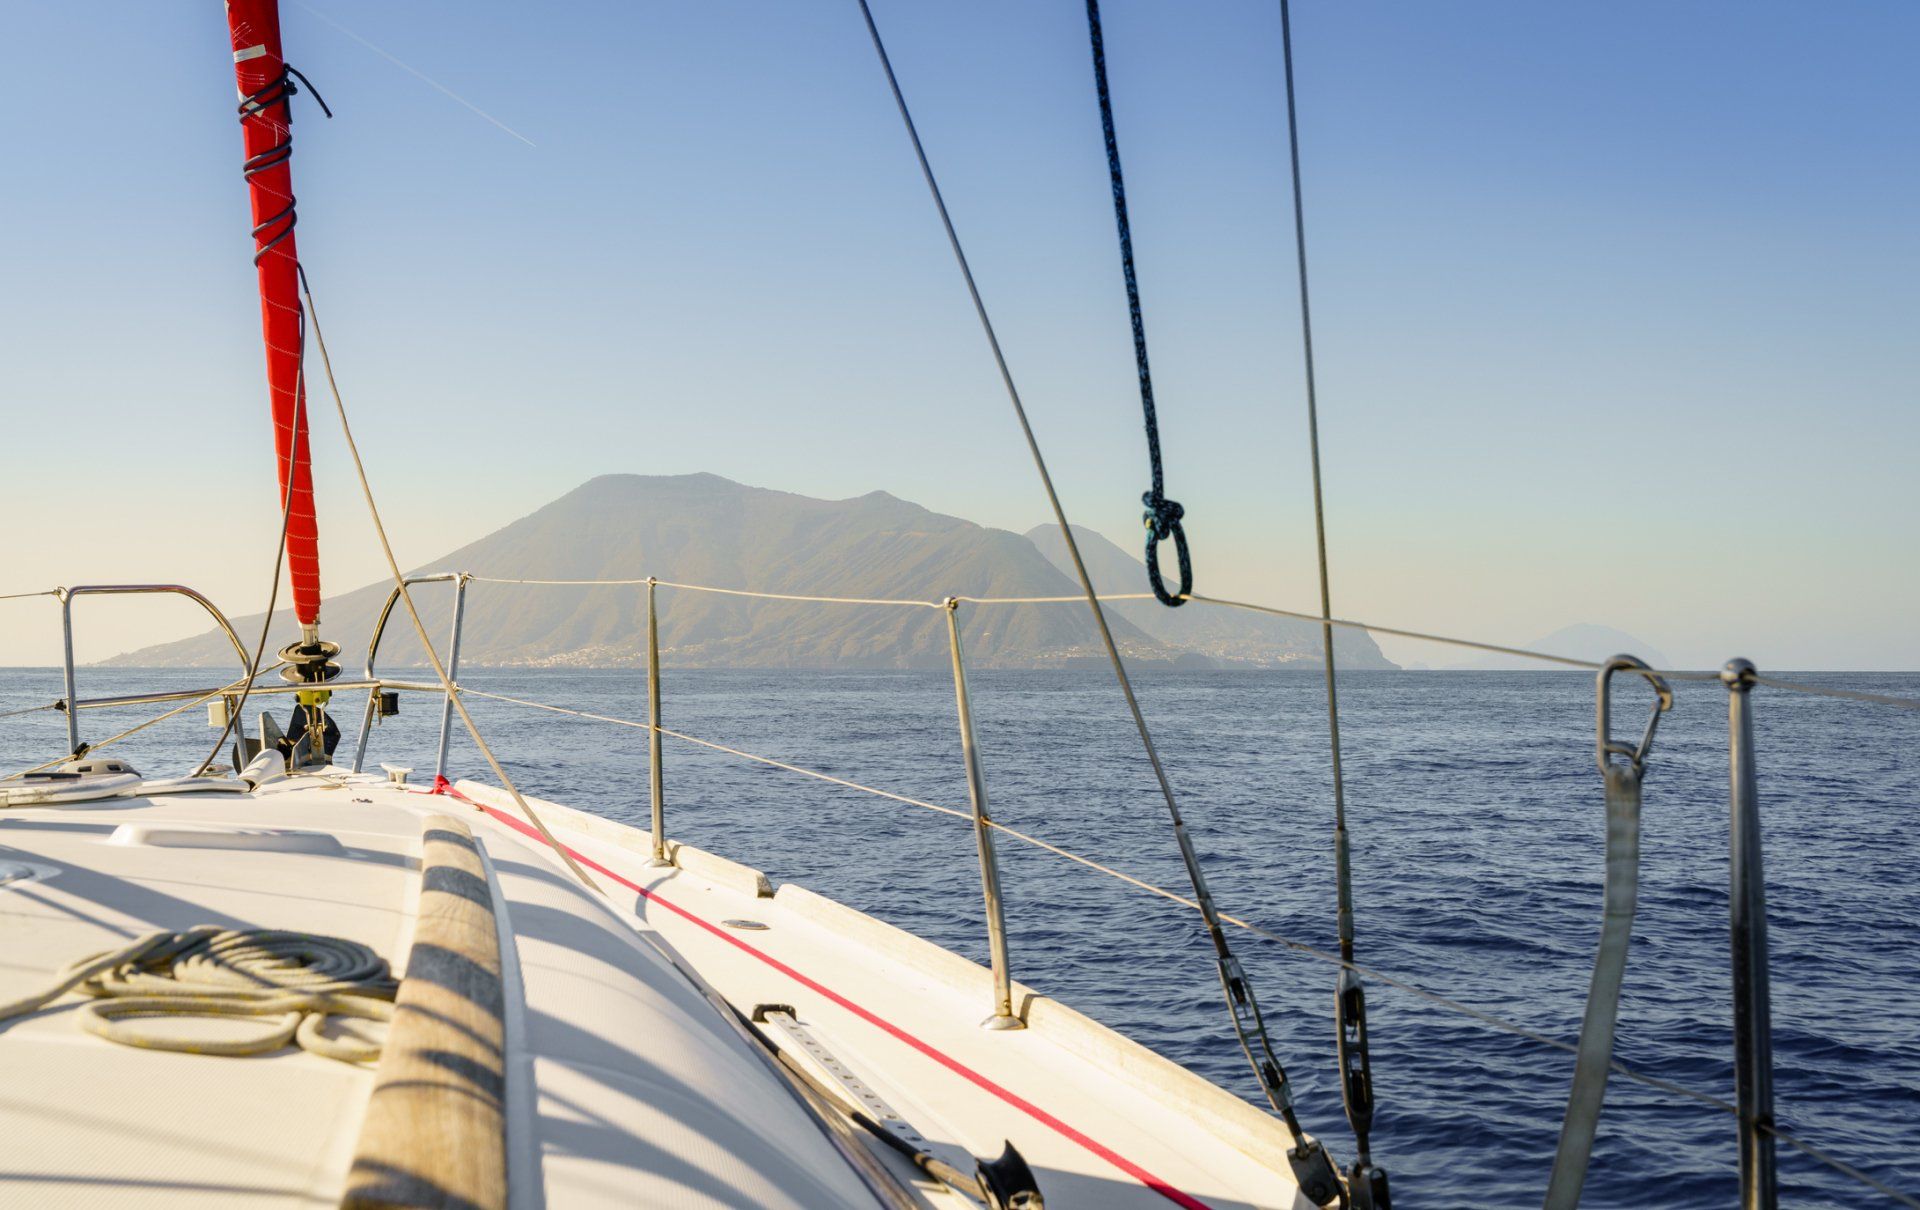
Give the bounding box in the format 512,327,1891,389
1335,970,1374,1138
1217,954,1347,1207
1596,654,1673,776
1217,955,1288,1109
1335,969,1391,1207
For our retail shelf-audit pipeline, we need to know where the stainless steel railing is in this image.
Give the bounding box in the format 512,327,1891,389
351,572,1025,1032
1723,658,1778,1208
353,571,469,780
55,584,253,756
376,572,1807,1198
943,596,1019,1030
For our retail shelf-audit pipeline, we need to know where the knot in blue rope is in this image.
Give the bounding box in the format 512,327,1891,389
1142,492,1191,606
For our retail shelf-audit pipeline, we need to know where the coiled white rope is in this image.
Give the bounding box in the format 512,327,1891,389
0,925,396,1063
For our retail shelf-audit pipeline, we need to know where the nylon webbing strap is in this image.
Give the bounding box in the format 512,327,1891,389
1549,657,1670,1206
1546,760,1643,1207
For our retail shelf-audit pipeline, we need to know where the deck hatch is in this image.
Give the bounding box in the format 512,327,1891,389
107,823,348,854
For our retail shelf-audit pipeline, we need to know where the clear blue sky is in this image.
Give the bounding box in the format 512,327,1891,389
1,2,1914,668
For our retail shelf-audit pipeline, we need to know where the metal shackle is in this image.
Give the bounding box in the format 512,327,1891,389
1595,654,1674,776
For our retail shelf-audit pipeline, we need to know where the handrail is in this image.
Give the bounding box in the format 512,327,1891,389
362,572,466,681
55,585,252,755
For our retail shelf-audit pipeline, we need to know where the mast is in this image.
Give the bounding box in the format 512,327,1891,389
226,0,321,631
226,0,339,763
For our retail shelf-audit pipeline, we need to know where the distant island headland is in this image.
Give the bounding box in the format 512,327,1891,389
108,473,1399,671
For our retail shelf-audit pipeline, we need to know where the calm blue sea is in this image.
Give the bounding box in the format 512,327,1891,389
4,665,1916,1207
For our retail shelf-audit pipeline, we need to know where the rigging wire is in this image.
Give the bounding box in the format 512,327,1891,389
295,266,598,894
853,3,1343,1199
1271,0,1384,1196
456,686,974,823
1082,0,1190,607
1748,675,1920,712
1275,0,1350,964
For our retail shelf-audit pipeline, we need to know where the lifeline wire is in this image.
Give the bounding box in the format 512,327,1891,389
1761,1123,1920,1210
857,1,1327,1168
469,576,943,609
1083,0,1190,606
461,680,1913,1204
456,686,974,823
465,576,1920,710
297,266,598,893
2,663,286,783
1749,675,1920,712
0,593,60,725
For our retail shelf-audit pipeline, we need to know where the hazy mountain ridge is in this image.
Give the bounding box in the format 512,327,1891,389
108,474,1395,671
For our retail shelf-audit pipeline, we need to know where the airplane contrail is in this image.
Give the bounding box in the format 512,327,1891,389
294,1,537,147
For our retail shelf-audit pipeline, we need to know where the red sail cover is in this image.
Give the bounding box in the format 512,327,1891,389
227,0,322,626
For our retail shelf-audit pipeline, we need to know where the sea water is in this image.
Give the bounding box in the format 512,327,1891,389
4,665,1916,1207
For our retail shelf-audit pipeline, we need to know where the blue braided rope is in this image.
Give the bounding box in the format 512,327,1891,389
1085,0,1191,607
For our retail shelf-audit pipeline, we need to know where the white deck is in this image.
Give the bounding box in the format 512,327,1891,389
0,768,1312,1209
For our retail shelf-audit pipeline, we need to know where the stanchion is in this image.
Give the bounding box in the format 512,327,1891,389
943,599,1020,1029
1723,658,1777,1209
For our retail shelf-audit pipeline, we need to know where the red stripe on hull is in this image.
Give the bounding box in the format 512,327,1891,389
456,790,1218,1210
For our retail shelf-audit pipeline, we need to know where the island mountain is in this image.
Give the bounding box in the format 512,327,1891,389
110,474,1394,671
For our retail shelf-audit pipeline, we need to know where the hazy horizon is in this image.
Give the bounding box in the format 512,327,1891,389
0,470,1883,674
3,3,1915,670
